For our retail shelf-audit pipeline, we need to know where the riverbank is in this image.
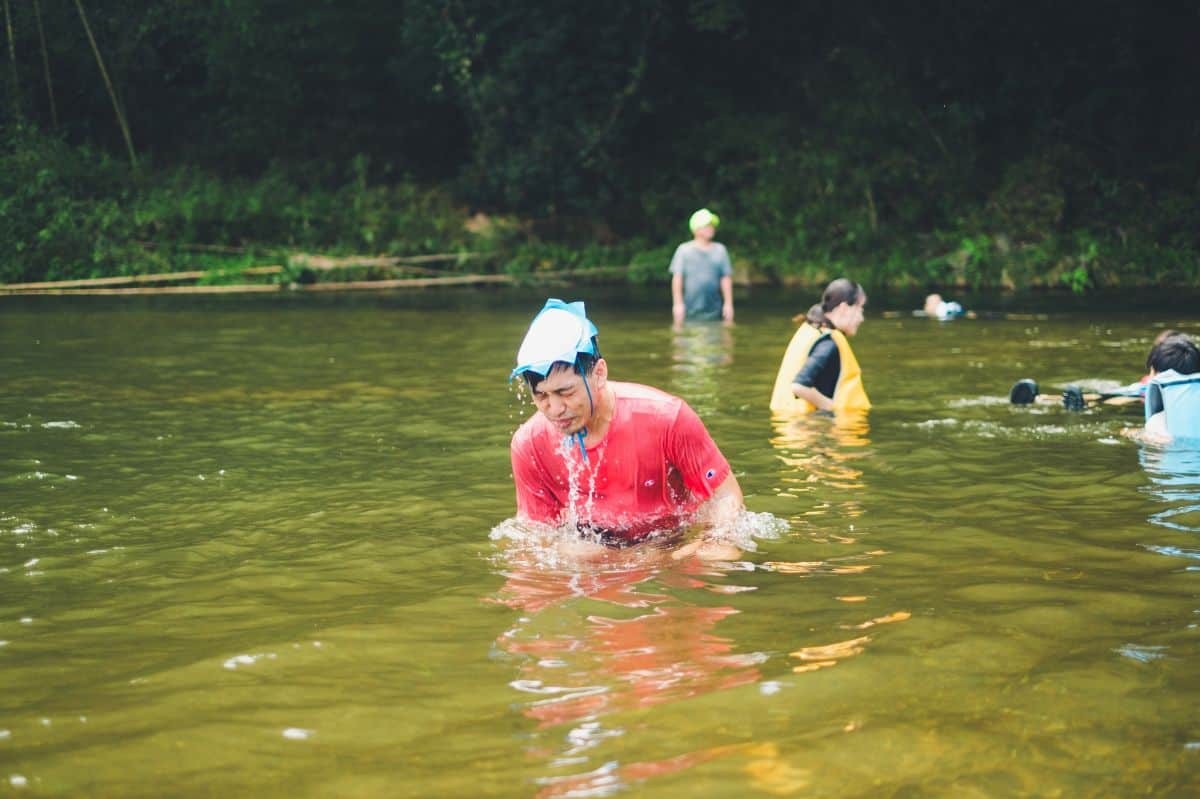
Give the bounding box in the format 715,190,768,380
3,128,1197,295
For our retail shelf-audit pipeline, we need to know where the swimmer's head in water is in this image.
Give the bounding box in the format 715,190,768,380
511,299,601,387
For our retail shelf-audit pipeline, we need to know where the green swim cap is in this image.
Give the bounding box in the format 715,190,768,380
688,208,720,233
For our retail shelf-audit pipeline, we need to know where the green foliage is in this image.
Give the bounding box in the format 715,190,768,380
0,127,474,284
2,1,1198,292
627,246,673,285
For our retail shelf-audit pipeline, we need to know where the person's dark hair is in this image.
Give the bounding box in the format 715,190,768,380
795,278,862,327
1144,329,1181,371
522,338,601,392
1147,333,1200,375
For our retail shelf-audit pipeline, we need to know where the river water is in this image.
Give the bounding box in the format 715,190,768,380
1,288,1198,797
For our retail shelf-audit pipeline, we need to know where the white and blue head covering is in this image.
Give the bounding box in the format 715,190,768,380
510,299,599,381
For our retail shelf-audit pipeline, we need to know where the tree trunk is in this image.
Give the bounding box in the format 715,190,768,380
74,0,137,168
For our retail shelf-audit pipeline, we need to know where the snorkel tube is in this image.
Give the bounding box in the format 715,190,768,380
511,299,601,461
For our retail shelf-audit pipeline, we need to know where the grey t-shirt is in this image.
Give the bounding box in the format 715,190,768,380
669,241,732,320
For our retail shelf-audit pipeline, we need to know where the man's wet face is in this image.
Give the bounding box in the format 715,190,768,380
530,364,594,436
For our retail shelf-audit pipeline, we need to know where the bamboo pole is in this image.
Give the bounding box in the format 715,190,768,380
0,265,283,291
74,0,136,169
32,0,56,128
294,274,514,291
0,267,633,296
2,284,285,296
2,0,19,121
0,273,515,295
288,252,482,269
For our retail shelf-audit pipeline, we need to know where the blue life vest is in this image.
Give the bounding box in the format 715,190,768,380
1145,370,1200,440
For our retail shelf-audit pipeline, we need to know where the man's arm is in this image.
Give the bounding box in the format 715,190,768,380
672,471,744,561
671,272,686,324
511,435,563,524
720,275,734,323
697,471,743,529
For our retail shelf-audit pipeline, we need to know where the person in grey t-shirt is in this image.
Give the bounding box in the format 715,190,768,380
670,208,734,325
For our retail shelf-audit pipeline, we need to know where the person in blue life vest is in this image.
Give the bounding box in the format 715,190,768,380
1143,332,1200,442
770,278,871,415
670,208,734,325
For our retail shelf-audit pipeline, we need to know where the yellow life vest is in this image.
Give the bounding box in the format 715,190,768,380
769,323,871,414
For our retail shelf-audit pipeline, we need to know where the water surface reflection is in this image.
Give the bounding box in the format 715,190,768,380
1140,443,1200,535
769,411,871,524
490,542,765,795
668,322,733,417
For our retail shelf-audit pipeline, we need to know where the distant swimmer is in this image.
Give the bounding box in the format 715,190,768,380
1009,329,1196,413
920,293,971,320
509,298,744,559
770,278,871,415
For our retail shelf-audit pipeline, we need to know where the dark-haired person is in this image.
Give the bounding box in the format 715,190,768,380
769,278,871,415
1144,332,1200,441
509,299,743,558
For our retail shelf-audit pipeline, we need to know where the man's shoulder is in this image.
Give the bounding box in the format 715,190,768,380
611,381,685,416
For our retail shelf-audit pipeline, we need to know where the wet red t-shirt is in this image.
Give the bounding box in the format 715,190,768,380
511,381,731,541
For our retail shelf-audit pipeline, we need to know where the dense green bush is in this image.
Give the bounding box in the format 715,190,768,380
0,127,478,284
3,122,1196,292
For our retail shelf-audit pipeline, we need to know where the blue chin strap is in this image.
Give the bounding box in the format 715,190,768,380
570,370,595,463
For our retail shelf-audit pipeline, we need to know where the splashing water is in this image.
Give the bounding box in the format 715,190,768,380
490,508,788,570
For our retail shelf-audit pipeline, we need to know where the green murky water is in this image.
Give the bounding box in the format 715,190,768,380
2,290,1198,797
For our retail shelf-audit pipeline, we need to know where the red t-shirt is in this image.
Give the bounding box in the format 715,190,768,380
511,381,731,541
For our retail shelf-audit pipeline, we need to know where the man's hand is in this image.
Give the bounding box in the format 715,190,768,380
672,473,745,561
671,539,741,561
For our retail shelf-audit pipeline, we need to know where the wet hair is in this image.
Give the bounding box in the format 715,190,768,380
795,278,863,326
1147,333,1200,375
522,337,601,392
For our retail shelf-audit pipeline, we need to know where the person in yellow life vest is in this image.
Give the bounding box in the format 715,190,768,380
770,278,871,414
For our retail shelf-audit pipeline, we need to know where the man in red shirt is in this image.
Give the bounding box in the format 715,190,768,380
509,299,743,558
